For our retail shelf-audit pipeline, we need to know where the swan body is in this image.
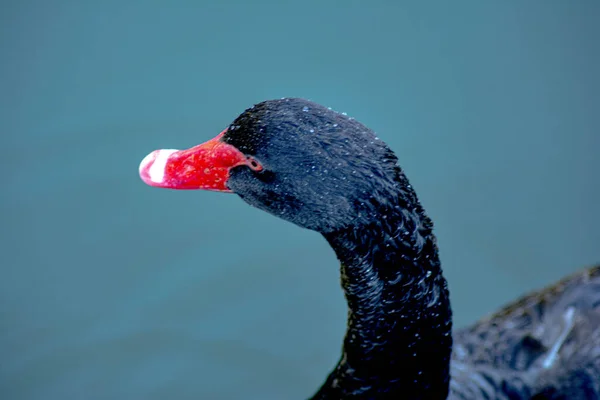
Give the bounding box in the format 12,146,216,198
139,98,600,399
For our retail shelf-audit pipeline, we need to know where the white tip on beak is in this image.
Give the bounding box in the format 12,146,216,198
139,149,178,185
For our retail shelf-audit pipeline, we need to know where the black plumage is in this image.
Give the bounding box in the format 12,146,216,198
144,98,600,399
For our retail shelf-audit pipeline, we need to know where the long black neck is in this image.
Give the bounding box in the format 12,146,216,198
310,185,453,400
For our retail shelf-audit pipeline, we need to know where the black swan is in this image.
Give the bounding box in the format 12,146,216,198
138,98,600,399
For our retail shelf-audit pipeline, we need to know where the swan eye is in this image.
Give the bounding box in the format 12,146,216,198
246,156,263,172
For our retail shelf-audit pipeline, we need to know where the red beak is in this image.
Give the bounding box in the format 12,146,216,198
138,130,261,192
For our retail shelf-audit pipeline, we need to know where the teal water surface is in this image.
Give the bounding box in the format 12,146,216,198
1,1,599,399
